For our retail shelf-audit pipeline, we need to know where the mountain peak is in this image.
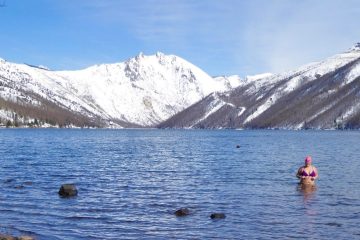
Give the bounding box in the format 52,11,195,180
349,42,360,52
156,51,165,58
133,51,170,62
136,52,145,60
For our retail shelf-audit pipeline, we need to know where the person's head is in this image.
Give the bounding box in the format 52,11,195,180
304,156,312,166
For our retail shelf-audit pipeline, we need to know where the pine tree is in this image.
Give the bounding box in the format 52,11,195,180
6,120,12,128
14,113,19,127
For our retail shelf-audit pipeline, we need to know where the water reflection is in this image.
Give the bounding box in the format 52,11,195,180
297,183,317,203
1,129,360,239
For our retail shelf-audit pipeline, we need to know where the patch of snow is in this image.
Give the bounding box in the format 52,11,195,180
245,73,273,82
244,92,281,124
237,107,246,117
307,88,357,123
292,123,305,130
38,65,50,70
213,75,243,90
343,60,360,85
191,99,225,127
190,93,236,127
226,75,243,88
342,102,360,120
306,105,334,123
349,43,360,52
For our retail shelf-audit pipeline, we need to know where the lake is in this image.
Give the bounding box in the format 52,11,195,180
0,129,360,239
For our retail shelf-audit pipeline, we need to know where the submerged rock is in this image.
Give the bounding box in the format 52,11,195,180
174,208,190,217
4,179,15,184
0,234,15,240
210,213,226,219
58,184,78,197
0,234,35,240
236,145,240,148
18,237,35,240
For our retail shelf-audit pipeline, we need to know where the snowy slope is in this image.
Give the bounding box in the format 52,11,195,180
160,43,360,129
0,60,106,117
0,52,239,127
244,45,360,124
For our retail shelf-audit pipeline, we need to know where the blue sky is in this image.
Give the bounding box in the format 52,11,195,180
0,0,360,76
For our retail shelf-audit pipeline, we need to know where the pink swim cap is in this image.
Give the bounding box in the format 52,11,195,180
305,156,312,163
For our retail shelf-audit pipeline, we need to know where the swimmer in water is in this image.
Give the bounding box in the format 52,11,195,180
296,156,318,186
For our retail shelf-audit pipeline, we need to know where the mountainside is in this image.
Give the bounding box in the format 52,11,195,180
0,52,239,128
159,43,360,129
3,44,360,129
0,60,104,128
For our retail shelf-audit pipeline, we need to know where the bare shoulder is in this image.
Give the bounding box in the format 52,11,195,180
296,166,304,175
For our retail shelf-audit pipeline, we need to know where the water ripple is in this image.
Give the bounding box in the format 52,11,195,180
0,129,360,239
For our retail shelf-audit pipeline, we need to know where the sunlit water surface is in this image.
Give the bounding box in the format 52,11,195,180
0,129,360,239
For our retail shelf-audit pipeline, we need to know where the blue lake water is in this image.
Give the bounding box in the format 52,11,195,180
0,129,360,239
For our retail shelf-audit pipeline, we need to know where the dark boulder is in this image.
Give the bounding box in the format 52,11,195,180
236,145,240,148
4,179,15,184
210,213,226,219
58,184,78,197
174,208,190,217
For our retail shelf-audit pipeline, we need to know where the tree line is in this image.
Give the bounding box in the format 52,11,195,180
0,94,105,128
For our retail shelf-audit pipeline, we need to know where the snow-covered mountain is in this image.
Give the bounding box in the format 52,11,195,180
3,43,360,129
0,52,239,127
160,43,360,129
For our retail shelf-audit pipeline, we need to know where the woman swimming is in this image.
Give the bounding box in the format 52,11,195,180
296,156,318,186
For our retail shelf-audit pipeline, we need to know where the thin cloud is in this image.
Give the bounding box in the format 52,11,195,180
35,0,360,75
68,1,244,51
243,0,360,74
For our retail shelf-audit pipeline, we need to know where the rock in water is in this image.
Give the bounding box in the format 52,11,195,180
18,236,36,240
174,208,190,217
210,213,226,219
0,234,15,240
236,145,240,148
58,184,78,197
4,179,15,184
0,234,35,240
